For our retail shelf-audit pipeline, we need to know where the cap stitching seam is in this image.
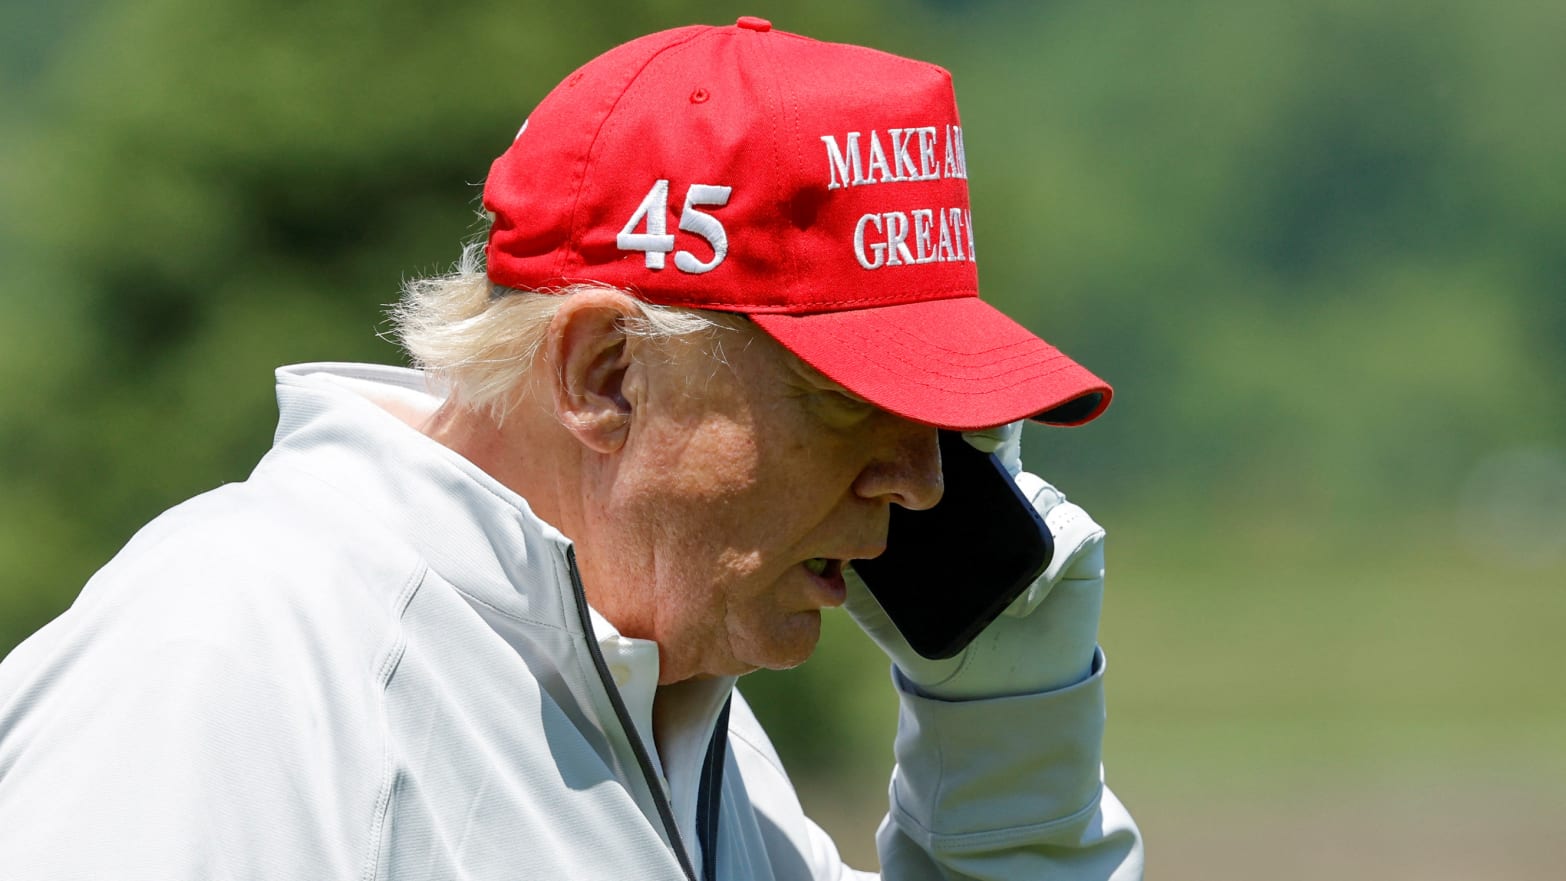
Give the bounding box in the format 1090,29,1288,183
814,325,1088,392
845,316,1042,361
564,27,713,277
807,320,1080,382
752,27,794,297
674,283,981,310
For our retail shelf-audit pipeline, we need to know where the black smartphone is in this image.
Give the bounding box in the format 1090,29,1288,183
852,429,1054,660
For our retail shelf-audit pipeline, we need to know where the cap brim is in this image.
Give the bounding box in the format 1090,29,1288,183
750,297,1111,431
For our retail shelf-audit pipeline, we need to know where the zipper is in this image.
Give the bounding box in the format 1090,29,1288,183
695,698,732,881
566,548,728,881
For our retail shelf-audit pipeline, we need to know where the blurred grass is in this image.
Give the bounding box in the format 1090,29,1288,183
754,516,1566,876
1105,512,1566,789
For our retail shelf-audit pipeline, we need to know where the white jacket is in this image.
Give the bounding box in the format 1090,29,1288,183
0,363,1142,880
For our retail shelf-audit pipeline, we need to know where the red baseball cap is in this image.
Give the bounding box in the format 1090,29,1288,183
484,16,1111,430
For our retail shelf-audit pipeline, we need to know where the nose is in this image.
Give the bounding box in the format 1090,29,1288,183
853,420,944,511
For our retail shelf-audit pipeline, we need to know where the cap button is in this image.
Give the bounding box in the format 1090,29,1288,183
736,16,772,32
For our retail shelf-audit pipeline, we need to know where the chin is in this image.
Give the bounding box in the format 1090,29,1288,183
743,611,823,672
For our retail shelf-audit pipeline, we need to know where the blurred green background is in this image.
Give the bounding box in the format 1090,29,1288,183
3,0,1563,877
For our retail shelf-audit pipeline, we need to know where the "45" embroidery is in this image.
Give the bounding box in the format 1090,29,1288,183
616,180,732,275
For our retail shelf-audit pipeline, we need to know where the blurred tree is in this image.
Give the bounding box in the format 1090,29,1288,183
2,0,1563,781
945,0,1565,525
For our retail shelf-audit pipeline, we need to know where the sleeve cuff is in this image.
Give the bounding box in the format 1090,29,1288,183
888,647,1109,846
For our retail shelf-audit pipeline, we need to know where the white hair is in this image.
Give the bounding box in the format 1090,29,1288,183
389,243,739,421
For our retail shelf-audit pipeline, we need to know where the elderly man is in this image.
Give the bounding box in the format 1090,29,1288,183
0,17,1142,881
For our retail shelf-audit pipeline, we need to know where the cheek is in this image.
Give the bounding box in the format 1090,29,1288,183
646,419,761,500
646,531,768,632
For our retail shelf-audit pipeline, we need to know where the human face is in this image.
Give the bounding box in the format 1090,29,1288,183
580,322,943,683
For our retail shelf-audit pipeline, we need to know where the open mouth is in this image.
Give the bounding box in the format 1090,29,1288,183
803,557,846,583
801,557,848,606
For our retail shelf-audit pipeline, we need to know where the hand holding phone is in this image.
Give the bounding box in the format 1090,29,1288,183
851,430,1054,660
844,427,1108,699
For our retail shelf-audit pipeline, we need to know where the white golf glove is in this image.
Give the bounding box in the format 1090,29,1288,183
845,421,1106,700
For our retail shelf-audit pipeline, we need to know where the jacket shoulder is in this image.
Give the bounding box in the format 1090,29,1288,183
11,471,425,692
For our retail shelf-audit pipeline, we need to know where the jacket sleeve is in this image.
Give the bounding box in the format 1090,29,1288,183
876,648,1143,880
727,651,1141,881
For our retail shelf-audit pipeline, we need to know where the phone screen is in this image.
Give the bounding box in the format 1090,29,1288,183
851,430,1054,660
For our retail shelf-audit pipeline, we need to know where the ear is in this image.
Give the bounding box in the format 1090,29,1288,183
543,291,643,454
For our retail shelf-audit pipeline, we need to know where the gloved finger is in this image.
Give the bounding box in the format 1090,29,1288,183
1016,470,1066,518
997,472,1066,619
1004,495,1105,618
1042,501,1105,584
962,420,1023,477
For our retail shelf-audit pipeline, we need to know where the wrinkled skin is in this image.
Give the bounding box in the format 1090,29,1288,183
582,321,944,682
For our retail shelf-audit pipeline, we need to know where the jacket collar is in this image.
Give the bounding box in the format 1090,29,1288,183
269,362,582,630
264,363,735,843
